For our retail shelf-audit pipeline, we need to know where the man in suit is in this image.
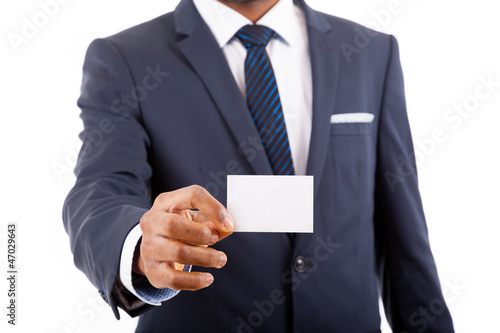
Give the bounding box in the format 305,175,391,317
63,0,455,331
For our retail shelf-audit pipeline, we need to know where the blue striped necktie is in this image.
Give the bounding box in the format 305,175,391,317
236,25,295,176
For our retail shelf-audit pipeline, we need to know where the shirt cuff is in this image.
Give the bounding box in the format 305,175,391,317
119,223,192,306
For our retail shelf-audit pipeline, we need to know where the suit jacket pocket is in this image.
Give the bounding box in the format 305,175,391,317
328,121,375,212
330,122,373,136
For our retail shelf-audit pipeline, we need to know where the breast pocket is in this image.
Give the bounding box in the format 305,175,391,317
329,122,376,211
330,122,373,136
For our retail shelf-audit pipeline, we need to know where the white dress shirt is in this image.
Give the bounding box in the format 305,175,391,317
120,0,313,305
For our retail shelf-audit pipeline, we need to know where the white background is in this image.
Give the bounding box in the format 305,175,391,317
1,0,499,332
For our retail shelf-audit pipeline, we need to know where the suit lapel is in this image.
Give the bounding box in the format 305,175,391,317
300,1,341,194
174,0,273,176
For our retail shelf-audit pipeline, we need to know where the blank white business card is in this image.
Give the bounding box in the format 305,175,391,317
227,175,314,233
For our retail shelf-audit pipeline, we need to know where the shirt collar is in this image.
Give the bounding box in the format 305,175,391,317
193,0,299,48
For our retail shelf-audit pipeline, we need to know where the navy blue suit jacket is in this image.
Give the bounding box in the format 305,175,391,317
63,0,454,332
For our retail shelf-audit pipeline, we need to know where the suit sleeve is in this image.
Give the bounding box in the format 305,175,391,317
373,36,455,332
62,38,154,319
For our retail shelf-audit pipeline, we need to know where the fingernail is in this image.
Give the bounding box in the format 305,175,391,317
210,233,218,245
206,274,214,286
218,253,227,268
223,216,234,231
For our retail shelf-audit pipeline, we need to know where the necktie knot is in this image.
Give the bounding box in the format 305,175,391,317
235,25,275,49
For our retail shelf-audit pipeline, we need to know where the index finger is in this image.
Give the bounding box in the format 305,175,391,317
156,185,234,233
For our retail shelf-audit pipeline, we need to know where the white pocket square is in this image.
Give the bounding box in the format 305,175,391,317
330,113,375,124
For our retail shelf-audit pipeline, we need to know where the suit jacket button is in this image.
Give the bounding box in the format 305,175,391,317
294,256,307,273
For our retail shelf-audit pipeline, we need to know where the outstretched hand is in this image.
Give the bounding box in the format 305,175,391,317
134,185,234,291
